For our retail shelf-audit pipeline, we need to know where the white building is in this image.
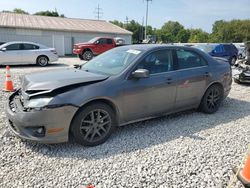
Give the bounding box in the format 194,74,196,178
0,13,132,56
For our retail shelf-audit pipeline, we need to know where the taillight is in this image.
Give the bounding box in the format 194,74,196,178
50,49,57,54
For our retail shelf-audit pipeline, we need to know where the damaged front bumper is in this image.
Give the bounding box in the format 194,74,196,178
5,90,78,144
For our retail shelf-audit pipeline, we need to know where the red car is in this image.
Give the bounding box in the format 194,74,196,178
73,37,117,60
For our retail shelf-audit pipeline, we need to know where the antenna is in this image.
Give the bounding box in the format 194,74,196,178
94,4,103,20
144,0,152,40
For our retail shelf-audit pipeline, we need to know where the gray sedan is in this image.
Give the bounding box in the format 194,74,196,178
5,45,232,146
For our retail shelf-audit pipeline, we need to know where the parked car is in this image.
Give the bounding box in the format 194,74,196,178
195,44,238,65
73,37,123,61
0,41,58,66
6,45,232,146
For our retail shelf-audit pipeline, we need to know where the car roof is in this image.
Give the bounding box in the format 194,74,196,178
118,44,199,51
2,41,40,46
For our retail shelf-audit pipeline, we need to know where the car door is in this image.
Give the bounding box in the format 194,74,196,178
22,43,40,64
106,38,115,50
0,43,23,65
173,48,210,110
122,49,178,122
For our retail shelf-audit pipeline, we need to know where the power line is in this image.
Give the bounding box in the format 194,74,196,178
144,0,152,40
94,4,103,20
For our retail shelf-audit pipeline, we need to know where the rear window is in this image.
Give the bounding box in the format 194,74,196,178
23,43,39,50
176,49,207,69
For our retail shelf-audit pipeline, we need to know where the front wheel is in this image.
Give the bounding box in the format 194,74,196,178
200,85,223,114
78,54,84,60
70,103,116,146
83,50,93,61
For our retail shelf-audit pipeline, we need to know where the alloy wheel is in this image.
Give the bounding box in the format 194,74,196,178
80,109,111,142
206,88,221,110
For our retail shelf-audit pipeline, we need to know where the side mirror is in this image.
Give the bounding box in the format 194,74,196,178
1,48,6,52
211,50,215,54
95,40,100,44
131,69,149,79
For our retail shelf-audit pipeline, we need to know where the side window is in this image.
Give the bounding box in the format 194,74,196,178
99,39,108,44
214,45,225,53
5,44,21,51
23,43,40,50
224,45,231,52
137,50,173,74
176,49,207,70
107,39,113,44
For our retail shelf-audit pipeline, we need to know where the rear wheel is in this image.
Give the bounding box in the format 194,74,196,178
83,50,93,61
70,103,116,146
200,85,223,114
37,56,49,67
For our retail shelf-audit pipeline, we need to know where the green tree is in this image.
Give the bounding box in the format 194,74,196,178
34,10,65,17
160,21,184,42
188,29,209,43
2,8,29,14
110,20,124,28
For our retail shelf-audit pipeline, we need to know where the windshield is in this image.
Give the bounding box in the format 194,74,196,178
81,47,142,75
88,37,99,43
195,44,217,53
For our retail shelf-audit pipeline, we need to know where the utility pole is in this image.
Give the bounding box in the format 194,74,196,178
94,4,103,20
144,0,152,40
125,16,129,28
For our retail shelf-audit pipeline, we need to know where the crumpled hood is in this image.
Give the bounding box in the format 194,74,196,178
22,68,108,93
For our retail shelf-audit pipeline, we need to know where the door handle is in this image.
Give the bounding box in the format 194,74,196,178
166,78,172,84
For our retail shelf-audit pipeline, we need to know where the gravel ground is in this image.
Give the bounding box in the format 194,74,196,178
0,58,250,188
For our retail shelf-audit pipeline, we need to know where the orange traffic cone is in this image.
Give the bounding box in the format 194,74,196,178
86,184,95,188
3,66,15,92
233,154,250,188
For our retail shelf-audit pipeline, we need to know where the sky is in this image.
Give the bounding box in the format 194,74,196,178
0,0,249,33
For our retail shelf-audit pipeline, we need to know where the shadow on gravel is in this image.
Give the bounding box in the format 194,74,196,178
21,96,250,160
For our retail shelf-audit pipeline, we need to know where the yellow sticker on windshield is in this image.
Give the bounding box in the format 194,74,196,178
127,49,141,55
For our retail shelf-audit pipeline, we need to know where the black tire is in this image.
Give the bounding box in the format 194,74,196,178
230,57,236,66
37,56,49,67
78,54,84,60
200,85,223,114
83,50,93,61
70,103,116,146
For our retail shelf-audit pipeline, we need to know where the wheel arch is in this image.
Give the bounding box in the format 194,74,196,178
36,55,50,62
200,82,224,104
69,98,120,133
82,48,93,54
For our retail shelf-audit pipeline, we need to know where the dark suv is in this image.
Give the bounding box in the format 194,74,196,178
195,44,238,65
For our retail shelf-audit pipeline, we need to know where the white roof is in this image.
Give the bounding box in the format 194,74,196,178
0,13,132,35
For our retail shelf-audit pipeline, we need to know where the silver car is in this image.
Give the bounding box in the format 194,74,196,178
0,41,58,66
5,45,232,146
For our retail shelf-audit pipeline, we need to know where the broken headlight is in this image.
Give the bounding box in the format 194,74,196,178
25,97,53,109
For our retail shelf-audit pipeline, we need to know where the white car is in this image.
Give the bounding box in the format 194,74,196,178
0,41,58,66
